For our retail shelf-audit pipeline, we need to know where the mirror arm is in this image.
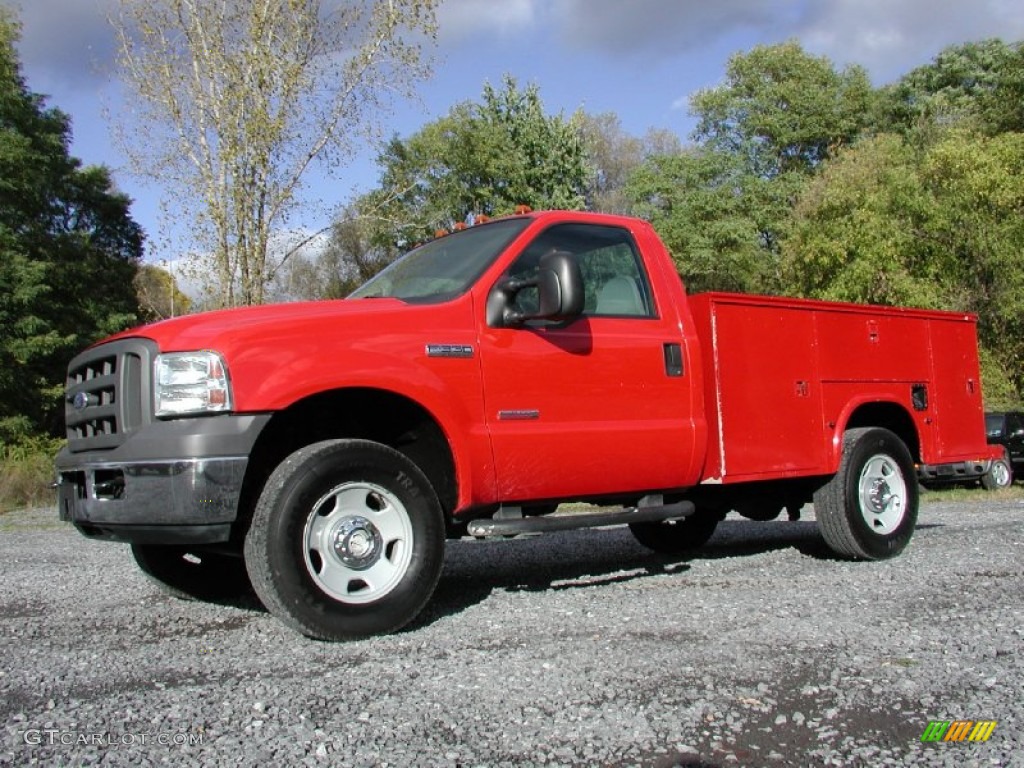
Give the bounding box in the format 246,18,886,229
486,276,537,328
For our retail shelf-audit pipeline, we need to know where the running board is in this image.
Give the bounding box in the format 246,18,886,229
466,500,695,537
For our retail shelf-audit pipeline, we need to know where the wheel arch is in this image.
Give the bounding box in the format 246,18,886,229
837,400,921,465
235,388,459,539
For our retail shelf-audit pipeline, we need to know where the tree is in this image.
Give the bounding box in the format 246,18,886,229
576,112,681,215
780,135,945,307
691,41,875,179
111,0,438,307
134,263,192,321
780,130,1024,405
877,39,1024,137
627,144,808,295
625,42,874,295
275,209,396,300
0,9,142,441
362,76,591,247
924,131,1024,403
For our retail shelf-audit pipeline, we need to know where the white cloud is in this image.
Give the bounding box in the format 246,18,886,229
537,0,1024,82
435,0,537,43
8,0,1024,95
796,0,1024,82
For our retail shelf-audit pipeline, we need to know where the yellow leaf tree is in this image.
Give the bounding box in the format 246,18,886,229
112,0,437,306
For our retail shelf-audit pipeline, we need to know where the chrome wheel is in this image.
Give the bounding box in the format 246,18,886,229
814,428,918,560
978,460,1011,489
246,440,445,640
857,453,907,535
303,482,413,605
987,460,1011,483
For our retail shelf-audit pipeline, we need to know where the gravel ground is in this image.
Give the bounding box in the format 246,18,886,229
1,497,1021,767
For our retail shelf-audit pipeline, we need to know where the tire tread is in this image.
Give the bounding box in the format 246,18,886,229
814,427,917,561
244,439,444,640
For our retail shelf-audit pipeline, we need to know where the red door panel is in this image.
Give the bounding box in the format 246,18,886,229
478,315,694,502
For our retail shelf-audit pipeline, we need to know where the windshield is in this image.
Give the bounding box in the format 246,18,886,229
986,413,1005,437
349,218,531,302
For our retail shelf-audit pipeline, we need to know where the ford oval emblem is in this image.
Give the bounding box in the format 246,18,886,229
72,392,91,411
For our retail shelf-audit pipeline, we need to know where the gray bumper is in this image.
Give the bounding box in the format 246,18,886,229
917,459,991,485
55,414,270,544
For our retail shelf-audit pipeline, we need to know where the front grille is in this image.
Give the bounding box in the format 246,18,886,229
65,338,156,452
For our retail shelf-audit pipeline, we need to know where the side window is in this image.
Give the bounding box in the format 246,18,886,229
505,223,655,318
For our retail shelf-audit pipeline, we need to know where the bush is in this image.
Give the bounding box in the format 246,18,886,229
0,437,63,513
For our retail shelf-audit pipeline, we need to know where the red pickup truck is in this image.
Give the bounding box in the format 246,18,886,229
56,210,997,640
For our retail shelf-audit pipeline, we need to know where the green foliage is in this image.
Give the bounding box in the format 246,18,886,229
780,134,944,307
626,41,870,295
621,35,1024,405
0,436,63,512
978,348,1021,410
0,9,142,439
576,111,681,215
364,76,591,247
877,39,1024,137
626,149,796,293
923,131,1024,398
781,129,1024,403
134,263,191,321
303,78,593,298
691,40,875,178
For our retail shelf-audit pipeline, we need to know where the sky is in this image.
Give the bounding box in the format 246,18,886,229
4,0,1024,267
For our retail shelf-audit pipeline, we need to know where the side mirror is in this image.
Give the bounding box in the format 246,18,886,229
486,249,585,328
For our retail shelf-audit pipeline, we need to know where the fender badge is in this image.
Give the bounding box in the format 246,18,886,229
426,344,474,359
498,410,540,421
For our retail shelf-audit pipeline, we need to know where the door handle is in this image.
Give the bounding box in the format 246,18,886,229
663,343,684,377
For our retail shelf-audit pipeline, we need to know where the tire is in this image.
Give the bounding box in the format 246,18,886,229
981,456,1013,490
629,509,723,553
813,427,918,560
131,544,251,601
244,439,445,641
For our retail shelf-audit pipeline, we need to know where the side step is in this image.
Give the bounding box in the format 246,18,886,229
466,500,695,538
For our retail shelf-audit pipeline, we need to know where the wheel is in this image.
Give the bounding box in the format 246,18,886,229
629,509,723,553
244,439,445,641
981,456,1013,490
131,544,251,601
813,427,918,560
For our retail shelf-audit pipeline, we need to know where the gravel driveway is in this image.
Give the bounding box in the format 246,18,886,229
1,497,1021,767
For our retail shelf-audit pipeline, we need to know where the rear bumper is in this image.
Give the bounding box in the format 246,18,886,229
917,458,992,484
55,414,270,544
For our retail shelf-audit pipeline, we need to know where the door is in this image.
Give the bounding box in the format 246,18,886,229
476,222,698,502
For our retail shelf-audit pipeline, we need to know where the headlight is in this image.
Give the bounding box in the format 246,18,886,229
154,351,233,417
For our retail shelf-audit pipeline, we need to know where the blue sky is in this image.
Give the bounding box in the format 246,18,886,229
5,0,1024,267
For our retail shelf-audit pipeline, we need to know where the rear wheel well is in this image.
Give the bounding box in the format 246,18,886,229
845,403,920,462
234,389,457,542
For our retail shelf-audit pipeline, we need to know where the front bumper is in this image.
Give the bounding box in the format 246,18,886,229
55,414,270,544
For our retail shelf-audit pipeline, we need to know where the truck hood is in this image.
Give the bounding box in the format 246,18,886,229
102,294,480,414
110,298,409,353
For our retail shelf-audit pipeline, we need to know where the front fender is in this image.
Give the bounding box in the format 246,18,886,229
226,308,494,510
